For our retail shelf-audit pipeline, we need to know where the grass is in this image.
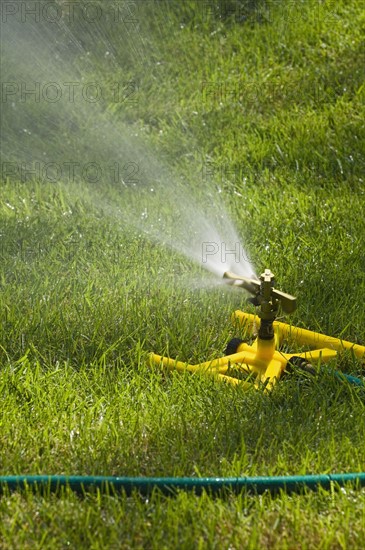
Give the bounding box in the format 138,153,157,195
1,0,365,547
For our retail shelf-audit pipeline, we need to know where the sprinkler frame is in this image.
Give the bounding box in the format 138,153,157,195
150,268,365,391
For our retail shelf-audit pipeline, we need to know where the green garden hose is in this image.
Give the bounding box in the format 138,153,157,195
1,473,364,496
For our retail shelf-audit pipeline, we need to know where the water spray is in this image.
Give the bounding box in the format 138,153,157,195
151,268,365,391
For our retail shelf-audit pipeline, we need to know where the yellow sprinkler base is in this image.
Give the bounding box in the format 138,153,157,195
150,269,365,392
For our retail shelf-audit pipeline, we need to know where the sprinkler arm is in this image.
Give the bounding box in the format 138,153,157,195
223,270,297,315
223,271,261,295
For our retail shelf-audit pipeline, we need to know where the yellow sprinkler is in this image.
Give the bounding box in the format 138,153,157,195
150,269,365,392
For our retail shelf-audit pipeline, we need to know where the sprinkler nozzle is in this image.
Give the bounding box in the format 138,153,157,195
223,271,260,295
223,269,297,315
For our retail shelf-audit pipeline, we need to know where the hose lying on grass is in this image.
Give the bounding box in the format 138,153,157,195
1,473,365,496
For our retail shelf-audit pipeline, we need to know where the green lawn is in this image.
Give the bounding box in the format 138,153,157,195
1,0,365,548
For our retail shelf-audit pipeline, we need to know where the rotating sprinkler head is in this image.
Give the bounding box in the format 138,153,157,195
223,268,297,339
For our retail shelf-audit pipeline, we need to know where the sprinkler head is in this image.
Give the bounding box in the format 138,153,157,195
223,268,297,315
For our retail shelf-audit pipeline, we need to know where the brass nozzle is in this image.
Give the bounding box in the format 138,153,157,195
223,268,297,315
223,271,260,295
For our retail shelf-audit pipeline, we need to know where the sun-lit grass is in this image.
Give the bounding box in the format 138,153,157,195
1,487,364,549
1,0,365,547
